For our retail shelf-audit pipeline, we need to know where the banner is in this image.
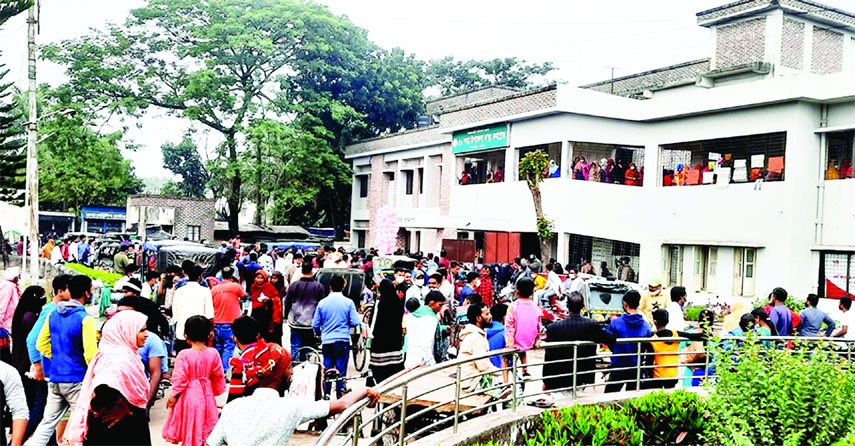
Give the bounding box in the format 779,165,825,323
451,123,509,154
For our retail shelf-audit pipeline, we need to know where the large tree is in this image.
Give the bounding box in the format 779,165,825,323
427,56,555,96
43,0,425,235
0,0,33,205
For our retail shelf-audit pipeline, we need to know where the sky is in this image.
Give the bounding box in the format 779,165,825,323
1,0,853,179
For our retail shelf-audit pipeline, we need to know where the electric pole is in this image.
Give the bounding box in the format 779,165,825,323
26,1,39,282
606,66,619,94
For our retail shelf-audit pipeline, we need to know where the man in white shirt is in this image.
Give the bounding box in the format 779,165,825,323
207,342,379,446
436,271,454,303
171,265,214,353
258,247,274,275
562,269,585,296
68,237,79,263
141,271,159,300
404,291,445,368
833,297,855,341
665,286,688,332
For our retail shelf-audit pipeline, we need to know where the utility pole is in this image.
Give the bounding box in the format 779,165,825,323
26,1,39,282
606,66,619,94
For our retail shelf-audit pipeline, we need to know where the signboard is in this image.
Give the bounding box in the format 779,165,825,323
84,212,126,221
451,123,509,154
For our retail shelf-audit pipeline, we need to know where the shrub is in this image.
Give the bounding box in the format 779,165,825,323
624,390,708,445
525,404,642,446
684,306,705,322
705,336,855,446
64,263,123,287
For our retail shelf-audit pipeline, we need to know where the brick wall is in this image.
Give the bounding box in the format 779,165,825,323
781,19,805,69
440,88,557,129
715,18,766,68
127,195,216,242
581,60,710,97
812,27,844,74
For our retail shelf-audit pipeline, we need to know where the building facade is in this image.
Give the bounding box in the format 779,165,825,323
80,206,127,234
346,0,855,304
126,195,216,242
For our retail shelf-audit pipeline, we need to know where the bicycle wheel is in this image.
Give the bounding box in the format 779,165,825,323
353,335,367,371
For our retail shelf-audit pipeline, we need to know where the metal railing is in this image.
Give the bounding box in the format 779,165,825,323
315,335,855,446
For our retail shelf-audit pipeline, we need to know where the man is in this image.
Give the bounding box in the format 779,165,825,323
797,294,835,337
562,269,585,298
67,237,79,263
528,255,542,274
437,250,450,271
538,263,562,308
113,244,131,274
115,294,167,412
285,252,304,286
448,262,461,298
76,235,90,267
212,267,247,372
26,274,70,444
112,262,140,293
141,271,160,300
833,297,854,343
404,291,446,368
171,265,215,353
503,278,540,381
0,358,28,446
642,309,705,389
768,287,793,336
258,246,274,275
312,276,360,397
226,316,265,402
459,272,479,306
0,267,21,336
458,303,499,392
175,259,210,290
207,341,380,446
530,270,547,294
476,266,494,308
435,270,454,303
32,275,98,446
406,270,426,301
604,290,653,393
543,293,616,394
639,278,669,328
425,253,438,276
618,257,636,283
666,286,688,332
284,262,325,361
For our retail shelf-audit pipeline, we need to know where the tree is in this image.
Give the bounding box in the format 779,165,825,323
0,0,33,205
427,56,555,96
519,149,554,261
43,0,425,235
161,135,209,198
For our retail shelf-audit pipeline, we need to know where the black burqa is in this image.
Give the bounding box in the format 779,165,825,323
368,278,405,384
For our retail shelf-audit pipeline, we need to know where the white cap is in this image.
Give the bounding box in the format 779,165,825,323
4,267,21,281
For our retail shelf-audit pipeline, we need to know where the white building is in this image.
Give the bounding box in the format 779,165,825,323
346,0,855,305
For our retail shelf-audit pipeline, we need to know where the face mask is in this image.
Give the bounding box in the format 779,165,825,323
651,288,661,296
475,280,481,288
395,276,405,284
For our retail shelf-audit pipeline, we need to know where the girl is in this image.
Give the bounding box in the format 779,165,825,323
163,316,226,446
269,271,286,344
11,286,46,422
752,307,778,348
66,310,151,445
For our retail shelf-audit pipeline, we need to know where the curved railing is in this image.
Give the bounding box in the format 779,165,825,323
315,335,855,446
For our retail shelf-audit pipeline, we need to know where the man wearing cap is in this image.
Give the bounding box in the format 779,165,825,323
207,342,380,446
639,278,670,328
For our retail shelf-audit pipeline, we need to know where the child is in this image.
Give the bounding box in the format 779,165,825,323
163,316,227,446
503,278,541,382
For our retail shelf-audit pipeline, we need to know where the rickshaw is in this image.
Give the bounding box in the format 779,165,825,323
314,268,369,372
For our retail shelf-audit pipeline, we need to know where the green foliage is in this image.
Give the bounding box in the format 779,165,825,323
526,404,642,446
161,135,209,198
427,56,555,96
0,0,32,23
685,305,705,322
705,336,855,446
518,149,549,187
751,294,805,312
536,216,554,241
64,263,123,287
625,390,708,445
0,66,25,205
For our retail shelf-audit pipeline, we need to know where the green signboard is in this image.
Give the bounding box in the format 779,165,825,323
451,123,509,154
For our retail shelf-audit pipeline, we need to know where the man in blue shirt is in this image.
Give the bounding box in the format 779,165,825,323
604,290,653,393
769,287,793,336
458,272,479,306
312,275,360,398
26,274,70,442
797,293,835,337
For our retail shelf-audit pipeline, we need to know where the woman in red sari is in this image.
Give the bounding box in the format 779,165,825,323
250,270,282,343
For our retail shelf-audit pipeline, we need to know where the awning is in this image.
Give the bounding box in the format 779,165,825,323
810,245,855,252
814,124,855,134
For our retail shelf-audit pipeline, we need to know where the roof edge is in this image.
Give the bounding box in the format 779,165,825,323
579,59,710,89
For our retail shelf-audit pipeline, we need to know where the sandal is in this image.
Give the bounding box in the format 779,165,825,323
527,398,554,408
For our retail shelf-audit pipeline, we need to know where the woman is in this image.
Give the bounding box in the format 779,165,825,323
66,310,151,445
250,270,280,343
268,271,286,344
11,286,46,421
752,307,777,348
574,156,589,180
369,278,405,385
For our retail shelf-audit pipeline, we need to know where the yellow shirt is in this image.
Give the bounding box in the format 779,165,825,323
533,275,547,291
649,330,681,379
639,290,670,327
36,311,99,365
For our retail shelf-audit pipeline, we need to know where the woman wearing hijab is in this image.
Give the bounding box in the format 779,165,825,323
368,278,405,384
66,310,151,445
268,271,286,345
251,270,280,343
11,285,46,419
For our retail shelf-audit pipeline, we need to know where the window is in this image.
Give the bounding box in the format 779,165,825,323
570,142,645,186
518,143,561,179
818,251,855,298
660,132,786,186
663,245,684,287
825,131,854,180
733,248,756,297
457,148,505,185
418,167,424,194
404,170,414,195
692,246,718,292
187,225,201,242
357,175,369,198
567,234,640,280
